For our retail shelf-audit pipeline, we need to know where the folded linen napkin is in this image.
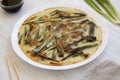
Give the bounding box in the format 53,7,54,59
82,60,120,80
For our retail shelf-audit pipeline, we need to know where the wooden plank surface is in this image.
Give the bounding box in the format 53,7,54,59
0,0,120,80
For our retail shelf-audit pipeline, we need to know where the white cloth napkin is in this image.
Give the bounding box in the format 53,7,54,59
82,60,120,80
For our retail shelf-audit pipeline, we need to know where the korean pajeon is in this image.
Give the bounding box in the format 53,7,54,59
18,7,102,66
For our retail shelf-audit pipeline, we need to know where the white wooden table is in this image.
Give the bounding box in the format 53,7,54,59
0,0,120,80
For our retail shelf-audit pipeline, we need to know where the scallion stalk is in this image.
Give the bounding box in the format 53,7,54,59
85,0,120,25
96,0,117,20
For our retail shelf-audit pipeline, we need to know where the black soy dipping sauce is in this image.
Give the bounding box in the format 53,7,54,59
0,0,23,13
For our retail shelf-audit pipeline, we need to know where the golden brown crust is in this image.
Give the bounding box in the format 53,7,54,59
18,7,102,66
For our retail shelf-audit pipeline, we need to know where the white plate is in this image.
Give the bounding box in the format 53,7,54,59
11,3,108,70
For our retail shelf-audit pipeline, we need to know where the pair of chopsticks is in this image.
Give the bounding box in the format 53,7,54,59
6,56,21,80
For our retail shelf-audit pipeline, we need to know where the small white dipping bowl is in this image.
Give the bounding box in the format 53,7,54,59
11,3,108,70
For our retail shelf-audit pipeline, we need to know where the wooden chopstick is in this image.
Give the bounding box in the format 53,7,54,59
6,57,13,80
6,56,21,80
13,63,21,80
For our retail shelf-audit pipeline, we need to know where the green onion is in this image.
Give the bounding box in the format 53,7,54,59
85,0,120,25
104,0,120,20
96,0,117,20
18,34,24,44
36,26,41,40
85,0,103,14
34,25,61,52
